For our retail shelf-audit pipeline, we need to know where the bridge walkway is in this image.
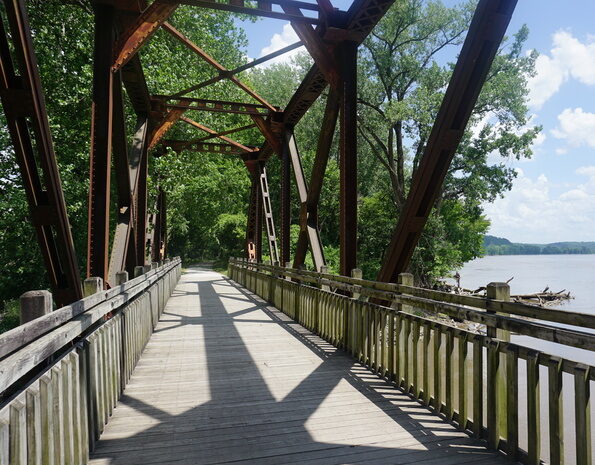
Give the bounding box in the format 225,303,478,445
89,267,515,465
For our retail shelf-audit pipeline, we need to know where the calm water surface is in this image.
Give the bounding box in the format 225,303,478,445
456,254,595,364
457,254,595,314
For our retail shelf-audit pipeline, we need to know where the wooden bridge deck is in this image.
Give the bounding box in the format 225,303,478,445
89,268,515,465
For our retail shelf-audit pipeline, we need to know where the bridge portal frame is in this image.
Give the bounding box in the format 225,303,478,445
0,0,516,303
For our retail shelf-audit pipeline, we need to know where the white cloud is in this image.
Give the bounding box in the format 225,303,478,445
528,31,595,108
551,108,595,148
555,147,568,155
257,23,304,68
484,167,595,242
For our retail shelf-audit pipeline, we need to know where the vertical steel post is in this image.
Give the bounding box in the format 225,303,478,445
246,166,259,260
280,134,291,265
255,177,263,262
151,186,166,262
87,4,115,284
135,125,149,266
339,41,358,276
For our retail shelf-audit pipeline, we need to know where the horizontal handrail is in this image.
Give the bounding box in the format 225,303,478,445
231,258,595,333
0,258,182,463
0,258,181,395
229,258,595,465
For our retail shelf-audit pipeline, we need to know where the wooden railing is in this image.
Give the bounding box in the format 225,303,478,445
0,258,182,464
229,258,595,465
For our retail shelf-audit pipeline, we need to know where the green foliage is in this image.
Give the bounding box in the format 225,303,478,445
250,0,538,284
0,1,253,311
0,0,541,319
213,213,247,260
0,300,20,334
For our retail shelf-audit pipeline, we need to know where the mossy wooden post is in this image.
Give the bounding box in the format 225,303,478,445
142,264,151,274
547,355,563,464
458,333,468,430
318,266,329,332
526,350,541,465
501,344,518,459
320,266,330,291
350,268,362,353
285,262,292,317
395,274,413,390
83,277,103,297
395,273,413,311
134,266,144,278
115,271,128,285
486,282,510,444
574,364,591,465
19,290,52,324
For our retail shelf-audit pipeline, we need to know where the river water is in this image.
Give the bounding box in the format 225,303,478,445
453,255,595,462
456,254,595,365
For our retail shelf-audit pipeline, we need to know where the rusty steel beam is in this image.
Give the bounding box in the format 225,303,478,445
280,135,291,265
180,116,255,152
377,0,517,283
339,40,358,276
171,40,303,99
115,5,153,115
162,22,276,111
281,6,340,88
281,0,395,129
245,167,262,260
162,140,258,154
192,123,257,143
177,0,321,24
0,0,83,306
152,187,167,262
112,0,179,72
292,87,340,270
87,4,116,284
251,115,283,154
108,70,136,283
148,102,190,149
161,97,272,116
135,118,150,267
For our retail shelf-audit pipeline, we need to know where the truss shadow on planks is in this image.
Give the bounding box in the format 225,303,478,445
89,268,516,465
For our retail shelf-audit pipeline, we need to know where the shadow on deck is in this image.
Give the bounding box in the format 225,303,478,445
89,267,515,465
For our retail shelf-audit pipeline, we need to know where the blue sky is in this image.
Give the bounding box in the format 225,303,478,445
235,1,595,243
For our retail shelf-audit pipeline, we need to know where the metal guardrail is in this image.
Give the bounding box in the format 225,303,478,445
0,258,182,464
229,258,594,465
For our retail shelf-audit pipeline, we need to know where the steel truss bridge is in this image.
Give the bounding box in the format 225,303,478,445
3,1,590,465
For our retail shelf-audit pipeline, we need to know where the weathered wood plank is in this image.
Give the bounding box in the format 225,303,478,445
89,268,512,465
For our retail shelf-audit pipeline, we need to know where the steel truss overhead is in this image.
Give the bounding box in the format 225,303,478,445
0,0,517,302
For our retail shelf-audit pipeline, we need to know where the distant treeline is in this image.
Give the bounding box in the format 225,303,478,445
483,235,595,255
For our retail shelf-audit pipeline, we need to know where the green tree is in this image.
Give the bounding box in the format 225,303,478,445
355,0,540,281
0,1,254,314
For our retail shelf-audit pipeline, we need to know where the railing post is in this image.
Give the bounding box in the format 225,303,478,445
143,264,151,274
349,268,362,353
486,282,510,450
134,265,144,278
83,277,103,297
115,271,128,285
394,273,413,310
19,290,52,324
320,266,330,292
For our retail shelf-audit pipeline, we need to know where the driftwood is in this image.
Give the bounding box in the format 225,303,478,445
437,280,573,307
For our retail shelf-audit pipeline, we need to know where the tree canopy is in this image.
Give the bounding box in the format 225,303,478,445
0,0,540,319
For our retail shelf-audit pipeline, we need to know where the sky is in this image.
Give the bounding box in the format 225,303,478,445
234,1,595,243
